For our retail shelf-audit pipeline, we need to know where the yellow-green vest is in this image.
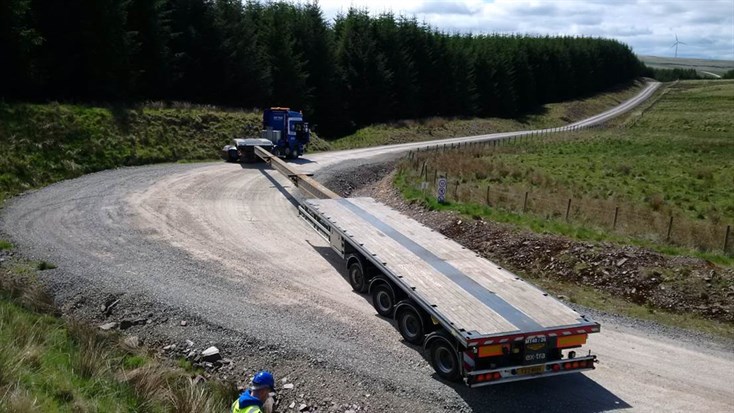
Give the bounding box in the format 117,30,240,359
231,399,262,413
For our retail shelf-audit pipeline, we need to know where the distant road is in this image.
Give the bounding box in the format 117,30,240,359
305,81,661,166
701,71,722,78
7,80,731,412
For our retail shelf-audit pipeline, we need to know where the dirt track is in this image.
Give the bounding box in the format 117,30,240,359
3,82,734,411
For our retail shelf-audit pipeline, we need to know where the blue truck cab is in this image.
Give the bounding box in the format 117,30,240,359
262,107,310,159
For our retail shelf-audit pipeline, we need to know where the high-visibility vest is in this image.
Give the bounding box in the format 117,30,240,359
231,399,262,413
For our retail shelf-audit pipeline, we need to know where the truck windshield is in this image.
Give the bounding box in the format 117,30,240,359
289,119,303,134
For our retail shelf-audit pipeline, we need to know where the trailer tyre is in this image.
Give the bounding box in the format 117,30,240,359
429,339,461,382
348,262,368,293
371,283,395,317
396,306,424,345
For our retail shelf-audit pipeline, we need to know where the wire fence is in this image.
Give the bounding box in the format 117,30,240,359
400,129,732,254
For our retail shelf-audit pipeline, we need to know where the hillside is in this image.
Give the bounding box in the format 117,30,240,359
0,104,265,204
639,55,734,76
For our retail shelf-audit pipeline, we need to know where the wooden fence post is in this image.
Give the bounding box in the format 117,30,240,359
486,186,490,205
523,192,529,212
666,216,674,241
565,198,572,221
613,206,619,230
724,225,731,252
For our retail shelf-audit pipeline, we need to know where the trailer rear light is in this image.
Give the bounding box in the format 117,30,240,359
557,334,587,348
559,359,593,371
478,344,504,357
473,371,504,383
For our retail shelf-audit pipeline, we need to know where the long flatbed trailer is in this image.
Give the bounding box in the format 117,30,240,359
254,146,600,386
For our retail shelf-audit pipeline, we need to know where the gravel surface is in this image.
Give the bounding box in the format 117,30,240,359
2,82,733,412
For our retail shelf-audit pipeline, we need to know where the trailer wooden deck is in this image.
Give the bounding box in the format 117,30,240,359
305,197,597,343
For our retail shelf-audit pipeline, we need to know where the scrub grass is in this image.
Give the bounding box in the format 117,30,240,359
0,249,238,412
0,102,263,204
396,80,734,258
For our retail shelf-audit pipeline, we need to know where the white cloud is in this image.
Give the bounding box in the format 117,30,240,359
311,0,734,60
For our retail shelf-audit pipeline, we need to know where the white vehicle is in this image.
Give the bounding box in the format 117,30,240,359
221,138,274,163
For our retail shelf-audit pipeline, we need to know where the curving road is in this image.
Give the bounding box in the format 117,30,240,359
3,81,733,412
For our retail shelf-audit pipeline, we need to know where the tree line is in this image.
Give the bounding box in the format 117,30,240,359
641,67,701,82
1,0,644,137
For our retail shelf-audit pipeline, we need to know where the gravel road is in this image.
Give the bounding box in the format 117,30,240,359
3,82,733,412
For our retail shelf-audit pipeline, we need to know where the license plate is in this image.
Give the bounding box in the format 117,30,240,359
517,365,544,376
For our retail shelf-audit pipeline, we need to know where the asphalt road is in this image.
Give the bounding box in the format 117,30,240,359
3,81,733,412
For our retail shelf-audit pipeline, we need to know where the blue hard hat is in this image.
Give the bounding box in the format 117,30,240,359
252,370,275,390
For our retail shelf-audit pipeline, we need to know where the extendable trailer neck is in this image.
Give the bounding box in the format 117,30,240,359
255,147,600,386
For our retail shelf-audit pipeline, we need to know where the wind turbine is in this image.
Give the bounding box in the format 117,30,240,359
671,34,686,58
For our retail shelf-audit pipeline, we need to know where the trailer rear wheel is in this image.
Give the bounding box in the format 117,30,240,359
429,339,461,382
348,261,368,293
371,283,395,317
396,306,424,345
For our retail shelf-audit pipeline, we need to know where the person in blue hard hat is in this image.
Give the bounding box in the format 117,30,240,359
231,370,275,413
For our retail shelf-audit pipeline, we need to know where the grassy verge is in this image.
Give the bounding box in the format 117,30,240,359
395,80,734,259
328,81,645,150
0,245,236,412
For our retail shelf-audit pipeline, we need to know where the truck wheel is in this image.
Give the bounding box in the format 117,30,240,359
371,284,395,317
396,306,424,345
348,262,368,293
429,339,461,382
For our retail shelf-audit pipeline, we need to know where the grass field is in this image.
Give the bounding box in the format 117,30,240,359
396,80,734,259
0,250,236,412
639,55,734,76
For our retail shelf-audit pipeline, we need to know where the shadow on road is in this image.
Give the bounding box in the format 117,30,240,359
308,245,631,412
448,371,630,412
256,168,301,209
238,161,270,170
288,157,315,165
307,244,385,314
233,156,315,167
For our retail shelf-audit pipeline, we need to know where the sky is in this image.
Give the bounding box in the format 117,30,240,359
312,0,734,60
